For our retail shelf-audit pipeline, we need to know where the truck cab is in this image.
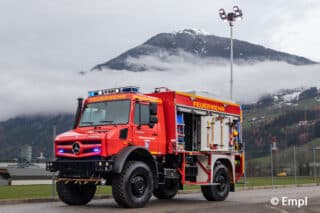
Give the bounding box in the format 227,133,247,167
54,88,164,159
47,86,244,208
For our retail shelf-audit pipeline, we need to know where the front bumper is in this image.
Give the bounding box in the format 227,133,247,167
46,159,113,177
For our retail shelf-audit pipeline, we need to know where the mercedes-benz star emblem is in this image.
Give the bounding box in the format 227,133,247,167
72,142,81,154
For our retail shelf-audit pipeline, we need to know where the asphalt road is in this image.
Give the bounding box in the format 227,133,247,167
0,186,319,213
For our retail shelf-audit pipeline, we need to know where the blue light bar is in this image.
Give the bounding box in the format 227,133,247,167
93,147,101,153
88,86,140,97
122,87,139,93
58,149,65,153
88,91,97,97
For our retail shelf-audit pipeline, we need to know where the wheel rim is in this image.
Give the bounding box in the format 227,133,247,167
216,174,227,192
130,175,146,197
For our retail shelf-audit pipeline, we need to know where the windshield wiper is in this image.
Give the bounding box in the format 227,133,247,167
80,121,94,124
99,120,114,123
99,120,117,127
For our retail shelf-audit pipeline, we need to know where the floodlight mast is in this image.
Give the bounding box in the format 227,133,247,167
219,6,243,100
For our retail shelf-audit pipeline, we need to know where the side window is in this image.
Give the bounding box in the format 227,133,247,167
134,103,150,125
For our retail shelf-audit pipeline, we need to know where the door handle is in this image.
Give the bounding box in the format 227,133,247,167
152,133,158,136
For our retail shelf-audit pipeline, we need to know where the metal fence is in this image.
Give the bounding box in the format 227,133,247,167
1,125,320,192
244,144,320,186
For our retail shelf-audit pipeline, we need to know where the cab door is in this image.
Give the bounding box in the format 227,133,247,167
132,101,159,153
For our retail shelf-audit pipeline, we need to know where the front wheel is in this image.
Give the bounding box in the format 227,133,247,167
56,182,96,205
201,164,230,201
112,161,154,208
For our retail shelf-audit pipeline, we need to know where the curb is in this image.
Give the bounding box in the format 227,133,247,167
0,195,113,205
0,198,58,205
236,183,319,191
0,183,318,205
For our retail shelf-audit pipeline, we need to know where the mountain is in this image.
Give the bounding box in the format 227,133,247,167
0,114,74,161
92,29,317,71
242,87,320,159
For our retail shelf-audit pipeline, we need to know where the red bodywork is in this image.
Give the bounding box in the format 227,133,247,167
54,90,244,181
148,91,241,154
55,93,165,158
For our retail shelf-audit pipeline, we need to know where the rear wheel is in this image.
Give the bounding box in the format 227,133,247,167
153,180,179,199
112,161,154,208
201,164,230,201
56,182,96,205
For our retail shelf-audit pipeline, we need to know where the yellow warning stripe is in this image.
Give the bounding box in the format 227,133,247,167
175,91,240,107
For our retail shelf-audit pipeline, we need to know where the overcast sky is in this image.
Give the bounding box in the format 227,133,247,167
0,0,320,120
0,0,319,72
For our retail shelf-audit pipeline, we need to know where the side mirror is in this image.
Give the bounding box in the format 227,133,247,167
150,102,158,115
150,115,158,123
149,115,158,128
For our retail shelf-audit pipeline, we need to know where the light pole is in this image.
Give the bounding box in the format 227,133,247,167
219,6,243,100
52,125,56,199
313,147,320,183
293,146,297,185
270,144,274,187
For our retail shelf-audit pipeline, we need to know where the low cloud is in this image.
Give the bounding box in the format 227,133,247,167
1,56,319,121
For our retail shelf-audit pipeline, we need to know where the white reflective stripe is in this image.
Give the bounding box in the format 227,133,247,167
138,136,155,140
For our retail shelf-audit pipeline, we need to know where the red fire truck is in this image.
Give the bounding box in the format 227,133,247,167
47,86,244,208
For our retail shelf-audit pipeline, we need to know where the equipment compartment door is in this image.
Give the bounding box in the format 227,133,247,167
200,115,236,151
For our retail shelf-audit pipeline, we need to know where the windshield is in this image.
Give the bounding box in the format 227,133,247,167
79,100,131,127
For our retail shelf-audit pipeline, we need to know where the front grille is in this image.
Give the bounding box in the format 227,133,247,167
56,140,102,156
83,149,97,154
57,140,101,146
57,141,74,146
82,141,101,145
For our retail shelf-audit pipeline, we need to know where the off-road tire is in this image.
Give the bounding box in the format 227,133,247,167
112,161,154,208
201,164,230,201
153,180,179,199
56,182,96,205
